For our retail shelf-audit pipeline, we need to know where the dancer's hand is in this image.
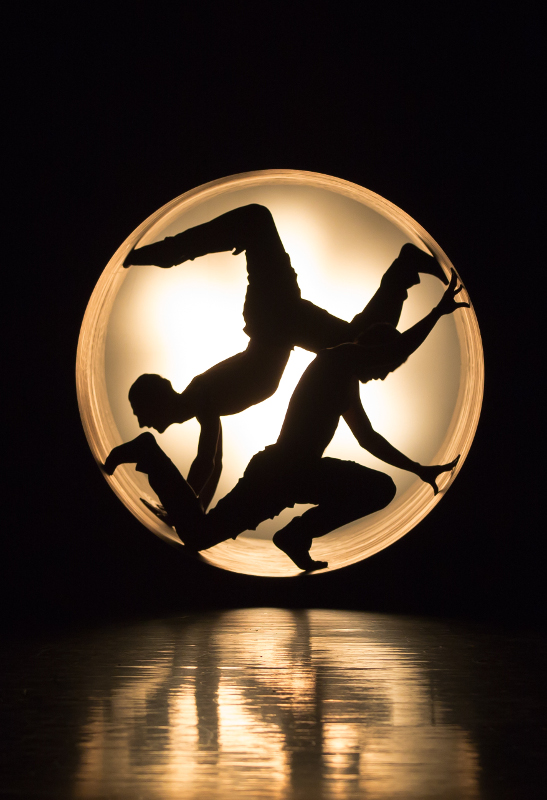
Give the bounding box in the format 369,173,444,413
416,455,460,495
437,270,470,316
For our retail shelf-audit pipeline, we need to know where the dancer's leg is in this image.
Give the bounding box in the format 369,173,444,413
106,437,290,552
124,204,287,268
125,203,303,349
104,432,206,548
348,243,448,337
283,244,449,353
273,458,396,570
201,447,292,549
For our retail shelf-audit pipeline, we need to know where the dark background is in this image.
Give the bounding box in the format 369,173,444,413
4,7,542,631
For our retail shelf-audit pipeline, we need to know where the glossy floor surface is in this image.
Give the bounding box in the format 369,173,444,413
1,609,546,799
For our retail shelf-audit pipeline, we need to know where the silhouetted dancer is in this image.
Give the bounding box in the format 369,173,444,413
104,272,467,570
124,204,450,508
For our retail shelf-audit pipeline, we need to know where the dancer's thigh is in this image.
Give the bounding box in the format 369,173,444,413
290,457,394,509
207,449,290,536
290,299,352,352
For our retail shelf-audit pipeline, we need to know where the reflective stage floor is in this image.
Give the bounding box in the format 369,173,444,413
1,609,546,799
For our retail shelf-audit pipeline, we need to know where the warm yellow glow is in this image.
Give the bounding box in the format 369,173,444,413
77,170,484,575
104,189,459,518
73,609,480,799
216,680,289,793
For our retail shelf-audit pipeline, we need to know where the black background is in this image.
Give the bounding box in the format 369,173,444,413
4,7,542,631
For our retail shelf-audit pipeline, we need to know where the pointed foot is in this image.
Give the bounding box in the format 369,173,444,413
273,530,328,572
399,243,448,285
122,240,186,269
103,432,156,475
122,246,164,268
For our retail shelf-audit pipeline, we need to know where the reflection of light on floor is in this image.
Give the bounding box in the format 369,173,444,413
76,653,174,797
167,687,199,785
217,681,288,796
73,610,480,799
323,722,362,797
360,728,479,798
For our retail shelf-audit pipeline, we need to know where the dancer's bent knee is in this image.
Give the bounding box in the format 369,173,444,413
236,204,285,256
371,472,397,510
343,470,396,518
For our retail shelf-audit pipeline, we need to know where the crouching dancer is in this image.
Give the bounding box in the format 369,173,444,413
104,272,467,570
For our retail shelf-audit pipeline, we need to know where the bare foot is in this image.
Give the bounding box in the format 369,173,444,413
273,530,328,572
398,243,448,285
103,432,155,475
123,238,193,269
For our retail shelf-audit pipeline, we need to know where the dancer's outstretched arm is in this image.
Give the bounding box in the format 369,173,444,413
396,269,469,363
343,390,459,495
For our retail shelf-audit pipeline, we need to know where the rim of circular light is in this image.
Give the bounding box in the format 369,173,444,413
76,169,484,577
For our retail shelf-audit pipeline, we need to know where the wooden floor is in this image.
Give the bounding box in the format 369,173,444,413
1,609,546,799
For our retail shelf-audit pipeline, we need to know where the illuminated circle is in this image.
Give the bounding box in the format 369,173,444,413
77,170,483,577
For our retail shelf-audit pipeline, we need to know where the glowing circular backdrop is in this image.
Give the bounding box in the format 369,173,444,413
77,170,483,577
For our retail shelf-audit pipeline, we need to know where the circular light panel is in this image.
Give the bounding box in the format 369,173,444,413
76,170,483,576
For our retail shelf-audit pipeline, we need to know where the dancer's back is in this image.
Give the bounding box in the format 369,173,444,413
275,345,359,460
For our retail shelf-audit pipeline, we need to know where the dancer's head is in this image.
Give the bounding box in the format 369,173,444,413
129,374,182,433
356,323,407,381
